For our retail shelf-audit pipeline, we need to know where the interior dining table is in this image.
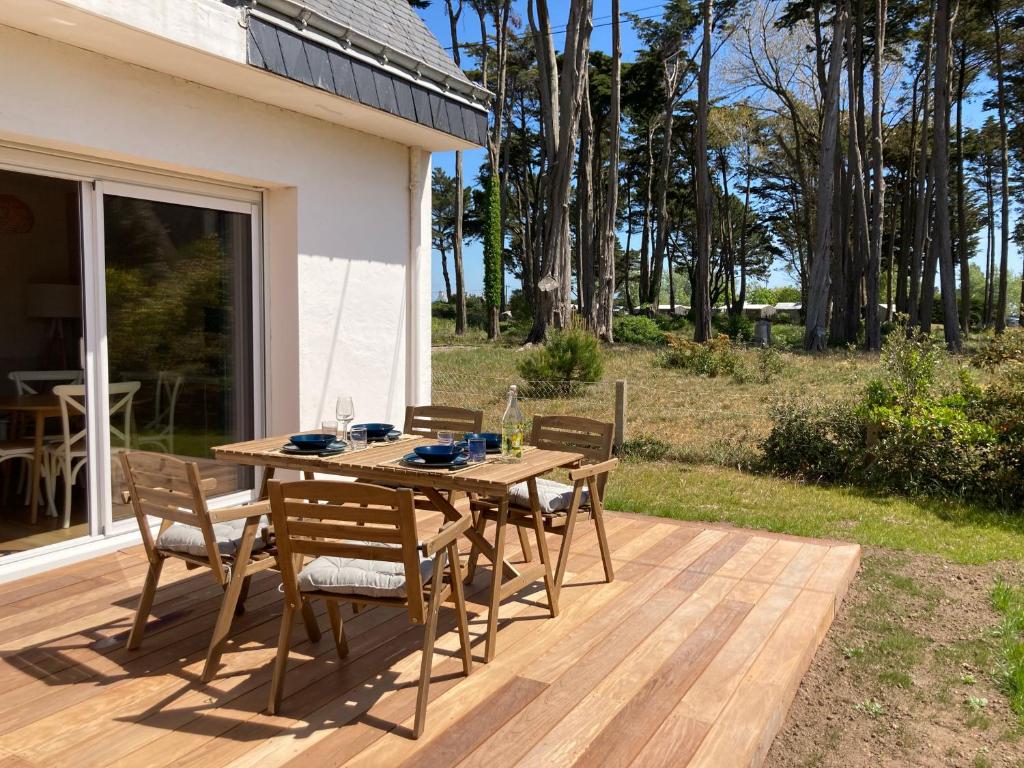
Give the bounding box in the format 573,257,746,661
0,394,62,522
213,432,585,662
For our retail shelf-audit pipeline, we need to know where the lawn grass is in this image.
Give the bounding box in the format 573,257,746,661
991,581,1024,723
607,462,1024,564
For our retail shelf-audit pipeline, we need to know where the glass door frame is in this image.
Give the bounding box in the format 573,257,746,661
88,180,265,536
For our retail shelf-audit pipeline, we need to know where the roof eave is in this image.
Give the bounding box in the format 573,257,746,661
252,0,491,106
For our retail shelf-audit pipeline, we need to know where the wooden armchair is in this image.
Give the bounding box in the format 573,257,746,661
403,405,483,439
120,451,298,682
267,479,472,738
469,416,618,600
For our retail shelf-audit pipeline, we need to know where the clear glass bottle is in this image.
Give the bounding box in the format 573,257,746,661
500,385,525,462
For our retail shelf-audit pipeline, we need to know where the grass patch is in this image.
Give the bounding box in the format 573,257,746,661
990,581,1024,724
606,462,1024,564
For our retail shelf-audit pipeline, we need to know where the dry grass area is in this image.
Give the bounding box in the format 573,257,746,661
433,343,883,463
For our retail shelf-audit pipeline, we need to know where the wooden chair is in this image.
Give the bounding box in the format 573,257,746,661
8,369,83,395
120,451,289,683
403,405,483,439
267,479,472,739
46,381,139,527
469,415,618,600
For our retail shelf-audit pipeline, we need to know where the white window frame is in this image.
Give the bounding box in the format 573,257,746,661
0,145,266,579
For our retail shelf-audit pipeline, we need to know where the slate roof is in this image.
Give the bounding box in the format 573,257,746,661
297,0,467,84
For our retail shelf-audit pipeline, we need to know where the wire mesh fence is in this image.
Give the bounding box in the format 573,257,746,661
430,370,772,465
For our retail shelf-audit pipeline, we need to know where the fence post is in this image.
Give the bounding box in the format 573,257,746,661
614,379,627,450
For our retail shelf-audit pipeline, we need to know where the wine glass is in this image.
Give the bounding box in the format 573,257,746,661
335,395,354,441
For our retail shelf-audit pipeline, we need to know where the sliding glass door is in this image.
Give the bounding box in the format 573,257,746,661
96,183,262,529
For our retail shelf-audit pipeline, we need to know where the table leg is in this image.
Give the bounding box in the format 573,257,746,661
257,466,276,500
29,412,44,524
420,487,517,580
484,498,509,663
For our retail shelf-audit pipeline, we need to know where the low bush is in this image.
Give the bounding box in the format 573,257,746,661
972,329,1024,369
661,334,740,378
613,315,667,346
757,346,785,383
760,328,1024,509
715,313,755,341
760,400,865,482
517,327,604,396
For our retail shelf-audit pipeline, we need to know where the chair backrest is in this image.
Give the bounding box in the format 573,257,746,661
404,405,484,439
268,479,427,623
9,370,82,395
52,381,140,452
530,415,615,494
120,451,223,573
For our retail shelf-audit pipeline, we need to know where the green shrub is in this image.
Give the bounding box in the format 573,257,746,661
760,329,1024,509
614,315,667,346
971,329,1024,369
517,327,604,396
757,346,785,383
760,401,865,481
620,435,672,461
661,334,740,378
715,313,755,341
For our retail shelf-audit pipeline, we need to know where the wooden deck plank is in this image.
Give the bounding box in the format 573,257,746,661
0,518,859,768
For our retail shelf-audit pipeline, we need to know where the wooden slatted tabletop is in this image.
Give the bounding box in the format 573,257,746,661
213,433,585,662
213,435,584,498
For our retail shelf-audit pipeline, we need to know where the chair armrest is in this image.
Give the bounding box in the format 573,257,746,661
207,499,270,524
420,513,473,556
568,458,619,482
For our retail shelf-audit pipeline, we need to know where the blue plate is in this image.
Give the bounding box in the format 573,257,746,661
402,452,468,469
414,444,464,463
463,432,502,451
289,433,337,451
351,423,395,440
281,440,347,456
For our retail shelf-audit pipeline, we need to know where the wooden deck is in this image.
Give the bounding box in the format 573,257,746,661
0,511,859,768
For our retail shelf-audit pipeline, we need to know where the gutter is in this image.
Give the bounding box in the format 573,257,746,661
251,0,491,108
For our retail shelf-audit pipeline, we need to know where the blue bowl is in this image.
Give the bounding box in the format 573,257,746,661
289,433,337,451
413,444,463,464
351,423,394,440
464,432,501,451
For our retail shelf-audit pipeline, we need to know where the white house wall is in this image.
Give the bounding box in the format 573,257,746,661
0,23,430,435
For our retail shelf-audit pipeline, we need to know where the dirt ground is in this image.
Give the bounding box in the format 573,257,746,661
766,549,1024,768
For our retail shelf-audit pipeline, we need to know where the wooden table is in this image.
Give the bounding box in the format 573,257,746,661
213,434,584,662
0,395,61,522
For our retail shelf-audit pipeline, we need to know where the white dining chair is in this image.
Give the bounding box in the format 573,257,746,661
8,370,83,395
46,381,140,527
7,370,82,505
137,372,183,455
0,440,36,506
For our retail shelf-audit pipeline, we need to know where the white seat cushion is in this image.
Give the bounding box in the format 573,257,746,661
156,516,268,558
298,544,433,599
508,477,590,515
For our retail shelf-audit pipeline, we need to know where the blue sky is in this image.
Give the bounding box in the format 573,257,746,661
416,2,1017,301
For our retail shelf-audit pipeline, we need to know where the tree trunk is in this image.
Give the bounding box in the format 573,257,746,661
866,0,887,351
992,9,1010,334
595,0,621,341
445,0,468,335
955,42,969,334
528,0,594,342
579,77,596,322
439,246,453,302
639,128,654,303
847,13,870,347
805,0,848,351
693,0,714,342
931,0,962,351
909,1,935,328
